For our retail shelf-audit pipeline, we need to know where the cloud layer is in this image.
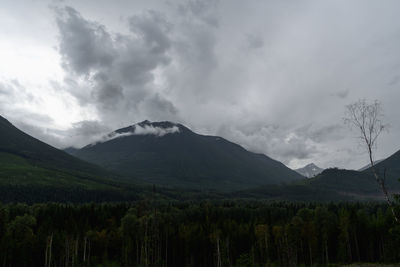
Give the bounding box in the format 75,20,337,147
90,124,180,146
2,0,400,169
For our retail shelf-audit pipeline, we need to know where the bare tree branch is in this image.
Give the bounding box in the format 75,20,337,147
344,99,398,222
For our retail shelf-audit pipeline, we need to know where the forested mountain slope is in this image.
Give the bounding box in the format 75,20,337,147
68,120,303,191
0,115,133,202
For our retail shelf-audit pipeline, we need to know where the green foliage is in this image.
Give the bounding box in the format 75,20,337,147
0,201,399,266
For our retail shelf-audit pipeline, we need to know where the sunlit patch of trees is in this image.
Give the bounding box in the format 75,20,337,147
0,201,400,266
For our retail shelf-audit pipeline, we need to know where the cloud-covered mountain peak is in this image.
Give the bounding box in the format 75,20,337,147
88,120,183,146
135,120,180,129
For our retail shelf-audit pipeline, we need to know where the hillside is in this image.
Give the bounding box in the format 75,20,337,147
301,159,400,200
68,120,303,191
238,150,400,201
0,115,137,202
363,150,400,189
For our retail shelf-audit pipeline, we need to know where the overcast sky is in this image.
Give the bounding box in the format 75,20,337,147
1,0,400,169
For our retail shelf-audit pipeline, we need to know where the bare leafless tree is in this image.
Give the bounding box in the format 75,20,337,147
344,99,398,222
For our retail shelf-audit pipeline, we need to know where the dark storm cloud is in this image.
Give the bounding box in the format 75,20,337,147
56,6,115,75
128,10,171,54
138,93,178,120
90,73,124,109
55,6,176,125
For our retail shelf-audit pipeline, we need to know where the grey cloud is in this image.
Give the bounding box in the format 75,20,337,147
332,89,350,99
0,80,34,103
10,0,397,170
91,124,180,145
52,120,112,148
16,120,112,149
55,6,177,126
134,124,180,136
296,124,345,143
138,93,178,121
129,10,172,54
56,6,115,74
68,120,111,139
91,131,135,145
0,80,39,119
216,124,319,166
388,74,400,86
245,34,264,50
13,122,66,148
90,73,124,109
163,0,220,106
177,0,219,27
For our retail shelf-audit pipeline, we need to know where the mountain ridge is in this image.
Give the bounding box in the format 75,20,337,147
0,114,134,202
68,120,304,191
295,163,324,178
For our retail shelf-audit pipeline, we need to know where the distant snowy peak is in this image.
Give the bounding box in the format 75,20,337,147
295,163,324,178
89,120,181,146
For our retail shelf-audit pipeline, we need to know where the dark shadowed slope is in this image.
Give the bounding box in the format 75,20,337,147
0,115,131,202
69,120,303,191
300,150,400,200
364,149,400,189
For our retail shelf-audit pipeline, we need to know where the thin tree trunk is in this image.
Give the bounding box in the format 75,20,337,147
264,230,269,260
226,237,230,267
65,237,69,267
75,237,79,259
45,237,48,267
136,239,139,266
325,239,329,265
368,147,399,222
88,240,91,267
354,232,360,262
83,236,87,264
216,234,221,267
165,229,168,267
49,233,53,267
347,233,352,262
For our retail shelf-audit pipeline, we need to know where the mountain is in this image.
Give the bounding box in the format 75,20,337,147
68,120,303,191
299,150,400,200
0,115,135,202
238,149,400,201
364,150,400,189
295,163,324,178
306,168,379,195
358,159,384,171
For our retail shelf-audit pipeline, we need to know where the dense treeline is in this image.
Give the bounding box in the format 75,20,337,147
0,201,400,267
